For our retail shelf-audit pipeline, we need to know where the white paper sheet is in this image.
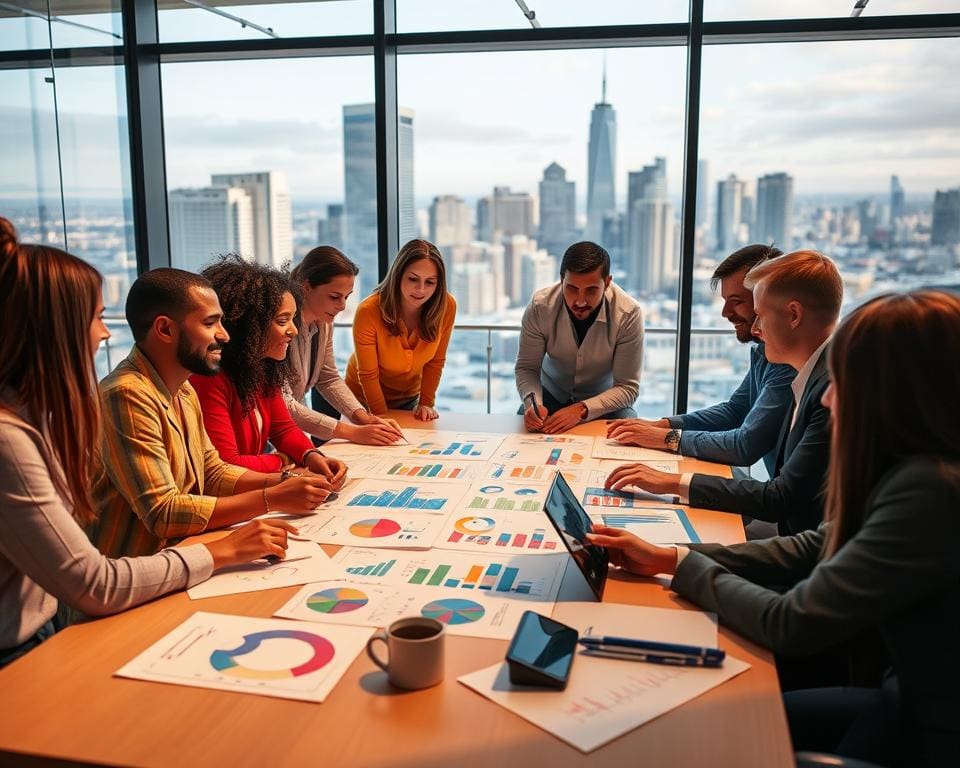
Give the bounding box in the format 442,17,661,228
330,547,567,604
347,456,484,482
459,603,748,753
315,477,469,515
480,462,607,486
115,612,373,703
591,439,681,463
275,581,551,640
322,429,505,461
186,539,339,600
493,434,596,468
291,508,446,549
433,509,564,555
449,480,551,515
587,507,700,544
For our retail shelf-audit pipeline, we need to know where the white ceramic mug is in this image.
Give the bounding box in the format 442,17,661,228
366,617,445,690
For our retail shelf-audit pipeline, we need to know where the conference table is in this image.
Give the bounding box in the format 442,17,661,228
0,413,793,767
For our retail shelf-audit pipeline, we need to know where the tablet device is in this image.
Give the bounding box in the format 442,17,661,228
542,472,608,600
505,610,578,690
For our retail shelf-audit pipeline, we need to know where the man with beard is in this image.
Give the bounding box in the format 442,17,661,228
515,241,644,434
607,244,795,477
91,269,332,559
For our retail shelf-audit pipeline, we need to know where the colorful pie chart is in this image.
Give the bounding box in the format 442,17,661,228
421,598,485,626
479,485,504,494
209,630,334,680
349,518,402,538
454,516,496,534
307,587,369,614
514,488,539,495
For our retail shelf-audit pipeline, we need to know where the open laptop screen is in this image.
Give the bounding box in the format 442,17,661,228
542,472,608,600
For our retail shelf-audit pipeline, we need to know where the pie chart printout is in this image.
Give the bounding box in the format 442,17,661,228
209,630,335,680
421,598,486,626
307,587,370,614
349,518,403,538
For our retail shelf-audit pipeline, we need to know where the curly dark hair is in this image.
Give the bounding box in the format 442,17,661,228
201,254,300,416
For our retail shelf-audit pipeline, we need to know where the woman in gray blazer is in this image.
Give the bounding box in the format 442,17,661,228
589,289,960,768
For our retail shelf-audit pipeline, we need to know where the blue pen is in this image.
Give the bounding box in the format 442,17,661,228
579,635,725,662
524,392,540,415
582,647,724,668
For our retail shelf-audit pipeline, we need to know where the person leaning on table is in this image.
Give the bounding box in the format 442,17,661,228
0,218,298,668
588,289,960,768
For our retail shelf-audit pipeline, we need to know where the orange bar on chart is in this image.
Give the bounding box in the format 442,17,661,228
463,565,483,587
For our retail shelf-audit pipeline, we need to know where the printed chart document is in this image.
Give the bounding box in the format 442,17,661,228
322,430,504,461
581,498,700,544
450,481,551,515
316,477,468,515
186,539,339,600
351,457,485,482
115,612,373,703
331,547,567,604
493,434,596,468
459,603,749,753
293,509,447,549
433,509,564,555
481,463,607,486
275,581,549,640
591,439,681,464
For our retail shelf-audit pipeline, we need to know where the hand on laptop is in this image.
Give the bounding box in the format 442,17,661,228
585,526,678,577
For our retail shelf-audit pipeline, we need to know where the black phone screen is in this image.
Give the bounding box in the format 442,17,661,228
506,611,578,683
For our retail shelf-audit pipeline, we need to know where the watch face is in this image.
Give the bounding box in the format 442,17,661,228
665,429,680,448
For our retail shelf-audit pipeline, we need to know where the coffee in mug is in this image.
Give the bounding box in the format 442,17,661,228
366,616,445,690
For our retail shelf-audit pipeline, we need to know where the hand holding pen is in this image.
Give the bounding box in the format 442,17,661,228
523,392,549,432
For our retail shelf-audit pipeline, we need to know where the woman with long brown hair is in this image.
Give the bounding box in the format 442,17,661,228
588,290,960,767
0,218,297,668
345,239,457,420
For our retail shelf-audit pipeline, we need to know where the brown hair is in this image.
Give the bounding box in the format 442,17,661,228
291,245,359,289
743,250,843,325
710,243,783,292
0,217,102,522
377,239,449,342
824,290,960,556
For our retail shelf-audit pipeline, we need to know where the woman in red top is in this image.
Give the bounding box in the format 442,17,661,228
191,255,347,488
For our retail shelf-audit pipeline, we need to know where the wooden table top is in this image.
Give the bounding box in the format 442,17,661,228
0,413,792,768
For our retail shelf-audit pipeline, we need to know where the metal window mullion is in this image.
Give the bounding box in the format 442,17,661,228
122,0,170,272
674,0,704,416
374,0,399,281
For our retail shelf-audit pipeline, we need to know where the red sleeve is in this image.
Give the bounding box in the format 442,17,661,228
265,388,314,467
190,373,283,472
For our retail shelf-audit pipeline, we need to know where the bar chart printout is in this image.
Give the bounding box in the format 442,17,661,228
435,510,563,555
589,507,700,545
398,430,504,461
328,479,465,514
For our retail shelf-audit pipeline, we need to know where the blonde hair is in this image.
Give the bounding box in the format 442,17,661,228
376,239,449,342
744,249,843,325
0,218,103,522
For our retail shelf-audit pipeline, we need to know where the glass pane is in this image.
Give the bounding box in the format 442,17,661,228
161,55,377,292
158,0,371,42
0,1,122,50
698,38,960,316
705,0,960,21
398,0,687,33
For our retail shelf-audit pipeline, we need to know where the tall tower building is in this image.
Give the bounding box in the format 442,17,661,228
538,162,576,258
586,63,617,244
715,175,745,252
398,108,416,245
755,172,794,250
479,187,536,240
890,175,905,223
209,171,291,268
429,195,472,249
626,157,672,293
168,186,255,272
932,188,960,245
696,159,710,228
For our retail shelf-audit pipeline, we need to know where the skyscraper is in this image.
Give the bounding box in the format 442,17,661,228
209,171,292,268
478,187,536,240
317,203,344,251
586,65,616,244
429,195,472,248
343,103,415,292
168,186,254,272
626,158,673,293
715,175,745,253
890,175,905,222
932,188,960,245
696,159,710,228
755,172,794,249
538,162,576,258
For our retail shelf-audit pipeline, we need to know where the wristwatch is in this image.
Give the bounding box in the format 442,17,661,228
664,428,681,453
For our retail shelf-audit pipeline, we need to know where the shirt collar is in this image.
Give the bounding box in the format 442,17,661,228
128,345,184,408
790,338,830,404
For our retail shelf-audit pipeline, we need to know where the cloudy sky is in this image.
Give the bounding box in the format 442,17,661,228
2,0,958,208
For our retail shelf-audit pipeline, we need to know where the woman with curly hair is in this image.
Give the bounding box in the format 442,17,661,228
0,219,297,668
286,246,405,445
191,255,346,487
345,239,457,421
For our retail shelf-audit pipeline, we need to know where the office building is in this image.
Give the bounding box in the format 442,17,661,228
626,158,673,293
317,204,345,251
932,188,960,245
538,162,576,258
755,172,794,249
168,186,254,272
586,68,617,243
696,159,710,229
715,174,745,253
209,171,291,268
890,175,905,223
520,250,557,301
429,195,472,249
502,234,534,306
477,186,536,241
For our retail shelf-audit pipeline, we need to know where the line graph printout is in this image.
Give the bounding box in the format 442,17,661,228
331,548,566,604
434,510,563,555
292,509,446,549
274,582,543,640
187,539,339,600
115,612,373,703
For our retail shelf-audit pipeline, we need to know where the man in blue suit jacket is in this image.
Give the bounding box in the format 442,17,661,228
608,244,794,476
605,251,843,536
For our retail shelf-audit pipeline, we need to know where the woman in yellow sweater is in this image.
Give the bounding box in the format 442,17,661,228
345,239,456,420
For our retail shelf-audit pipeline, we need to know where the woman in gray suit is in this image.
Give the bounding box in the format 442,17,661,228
589,289,960,768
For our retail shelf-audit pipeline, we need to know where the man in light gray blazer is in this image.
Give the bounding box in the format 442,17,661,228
515,241,644,434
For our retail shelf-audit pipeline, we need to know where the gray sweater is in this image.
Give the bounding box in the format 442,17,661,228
0,396,212,650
